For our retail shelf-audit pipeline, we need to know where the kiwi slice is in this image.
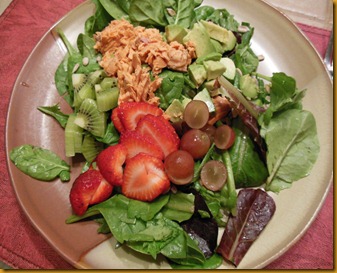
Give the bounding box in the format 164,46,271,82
95,84,119,112
65,113,83,157
81,134,104,163
74,98,107,137
73,70,106,109
100,77,118,89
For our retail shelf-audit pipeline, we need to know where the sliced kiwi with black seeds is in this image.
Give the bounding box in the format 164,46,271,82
95,84,119,112
74,98,107,137
72,70,107,109
65,113,83,157
81,134,104,163
100,77,118,89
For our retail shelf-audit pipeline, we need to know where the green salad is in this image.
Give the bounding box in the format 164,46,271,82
10,0,320,269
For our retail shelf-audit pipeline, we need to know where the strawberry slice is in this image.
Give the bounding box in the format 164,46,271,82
122,153,170,202
136,114,180,158
70,168,113,216
118,102,164,131
119,130,164,160
111,107,125,133
96,144,127,186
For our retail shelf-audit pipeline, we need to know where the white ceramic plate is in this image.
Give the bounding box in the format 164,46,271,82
6,0,333,269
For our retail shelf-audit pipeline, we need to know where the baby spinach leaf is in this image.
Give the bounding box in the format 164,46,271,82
85,0,113,36
229,127,268,188
37,104,69,128
129,0,168,27
163,0,196,28
217,188,276,266
77,34,96,57
195,6,239,31
94,122,120,145
10,145,70,182
161,192,195,222
127,194,170,221
98,0,128,21
54,56,73,106
67,194,206,265
170,253,223,269
232,44,259,75
260,109,320,193
157,70,185,109
116,0,131,14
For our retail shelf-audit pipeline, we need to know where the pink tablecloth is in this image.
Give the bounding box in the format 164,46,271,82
0,0,333,269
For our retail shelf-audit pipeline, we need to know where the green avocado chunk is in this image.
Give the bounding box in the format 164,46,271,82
183,22,216,58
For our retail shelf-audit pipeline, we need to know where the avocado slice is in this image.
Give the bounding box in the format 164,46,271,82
203,60,227,81
165,24,188,44
196,52,222,64
165,99,185,123
220,57,236,80
203,79,217,92
193,88,215,113
200,20,237,52
188,62,207,87
210,39,225,54
239,74,259,99
183,22,216,58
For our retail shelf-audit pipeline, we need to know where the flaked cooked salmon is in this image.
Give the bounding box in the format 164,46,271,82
94,19,196,106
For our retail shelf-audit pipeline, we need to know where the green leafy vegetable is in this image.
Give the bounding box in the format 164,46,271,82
54,56,73,106
128,0,167,27
98,0,128,21
94,122,120,145
10,145,70,182
195,6,239,31
260,109,319,192
231,25,259,75
161,192,195,222
157,70,185,109
229,126,268,188
163,0,197,28
37,104,69,128
170,253,223,269
66,194,206,266
258,72,306,125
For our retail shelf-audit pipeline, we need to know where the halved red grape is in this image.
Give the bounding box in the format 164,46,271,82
183,100,209,129
200,160,227,191
201,123,216,143
180,129,211,159
164,150,194,185
214,125,235,150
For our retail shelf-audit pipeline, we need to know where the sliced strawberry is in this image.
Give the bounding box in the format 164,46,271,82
70,168,113,216
136,114,180,158
118,102,164,131
119,130,164,160
95,144,127,186
111,106,125,133
122,153,170,202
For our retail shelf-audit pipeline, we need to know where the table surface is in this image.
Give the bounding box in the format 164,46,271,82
0,0,333,269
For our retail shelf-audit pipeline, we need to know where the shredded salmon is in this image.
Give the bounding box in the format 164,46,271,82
94,19,196,106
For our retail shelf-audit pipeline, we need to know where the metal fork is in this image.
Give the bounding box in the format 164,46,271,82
324,32,333,78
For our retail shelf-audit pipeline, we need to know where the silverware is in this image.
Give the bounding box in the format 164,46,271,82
324,33,333,78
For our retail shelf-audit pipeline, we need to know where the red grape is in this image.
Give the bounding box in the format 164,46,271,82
201,123,216,143
164,150,194,185
183,100,209,129
214,124,235,150
200,160,227,191
180,129,211,159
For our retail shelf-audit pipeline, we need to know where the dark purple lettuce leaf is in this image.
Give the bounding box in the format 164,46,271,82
181,189,218,258
216,188,276,266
